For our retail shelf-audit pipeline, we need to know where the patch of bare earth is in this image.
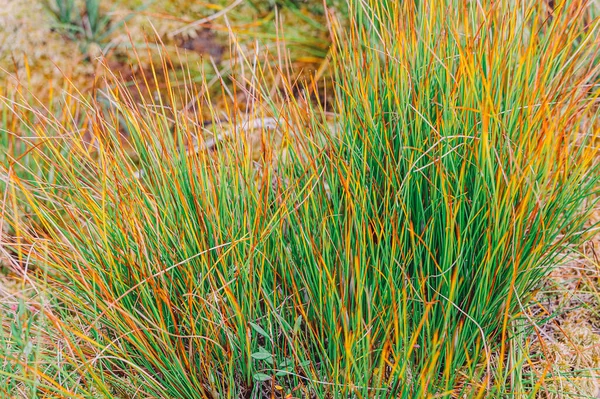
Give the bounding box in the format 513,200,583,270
529,206,600,398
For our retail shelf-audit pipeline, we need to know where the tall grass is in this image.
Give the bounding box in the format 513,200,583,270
330,0,599,395
1,0,599,397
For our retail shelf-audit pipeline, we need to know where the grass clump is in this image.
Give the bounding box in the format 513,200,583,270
1,0,599,397
43,0,151,50
330,0,599,394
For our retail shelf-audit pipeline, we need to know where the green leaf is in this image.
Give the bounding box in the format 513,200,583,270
249,322,270,339
251,352,273,361
253,373,272,382
293,315,302,334
278,358,294,369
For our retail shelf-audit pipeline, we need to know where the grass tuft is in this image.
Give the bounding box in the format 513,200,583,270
1,0,599,397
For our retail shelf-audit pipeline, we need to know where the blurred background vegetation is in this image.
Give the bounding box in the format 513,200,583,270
0,0,344,107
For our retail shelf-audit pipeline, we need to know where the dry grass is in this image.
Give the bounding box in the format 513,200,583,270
0,0,335,104
528,206,600,398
